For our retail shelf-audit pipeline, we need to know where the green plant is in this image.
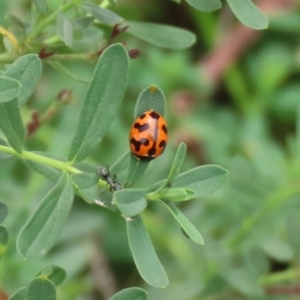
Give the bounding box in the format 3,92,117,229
0,0,273,299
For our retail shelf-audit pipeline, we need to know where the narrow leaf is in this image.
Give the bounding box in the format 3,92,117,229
126,155,150,187
165,142,186,186
71,173,99,189
81,2,123,25
33,0,49,16
110,287,148,300
94,188,118,210
72,16,95,30
0,225,9,257
186,0,221,11
158,188,195,202
0,99,25,153
127,215,169,288
110,151,131,184
125,21,196,49
17,173,74,258
78,184,102,205
114,189,147,217
7,287,27,300
37,265,67,286
5,54,42,106
226,0,269,30
134,85,166,118
26,152,66,182
57,12,74,47
171,165,229,198
27,278,56,300
0,202,8,223
160,201,204,245
0,76,21,103
47,266,67,286
71,173,99,204
0,138,12,161
74,161,98,174
68,44,128,163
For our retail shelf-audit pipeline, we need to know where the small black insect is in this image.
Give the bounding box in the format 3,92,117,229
98,166,122,192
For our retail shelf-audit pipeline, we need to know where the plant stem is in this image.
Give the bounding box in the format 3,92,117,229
0,145,111,190
0,144,81,174
46,53,95,61
0,53,15,64
260,268,300,285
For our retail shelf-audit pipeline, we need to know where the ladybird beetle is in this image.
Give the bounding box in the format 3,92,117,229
129,110,168,160
98,166,122,192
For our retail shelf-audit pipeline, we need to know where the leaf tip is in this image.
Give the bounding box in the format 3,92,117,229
150,85,157,93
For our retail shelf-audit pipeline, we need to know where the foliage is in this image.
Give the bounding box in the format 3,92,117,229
0,0,299,300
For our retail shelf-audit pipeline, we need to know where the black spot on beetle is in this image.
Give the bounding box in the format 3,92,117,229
130,137,149,151
149,111,160,120
162,124,168,134
134,122,150,132
159,140,166,149
139,113,146,119
147,143,157,157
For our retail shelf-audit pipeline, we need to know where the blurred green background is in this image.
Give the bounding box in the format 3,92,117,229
1,0,300,299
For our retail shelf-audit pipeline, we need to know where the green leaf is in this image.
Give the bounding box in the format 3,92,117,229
0,76,21,103
110,287,148,300
27,278,56,300
71,173,99,189
47,266,67,286
110,151,131,183
261,236,293,262
26,152,66,182
71,173,99,204
78,184,101,205
32,0,49,16
125,21,196,49
160,201,204,245
17,173,74,258
226,0,269,30
158,188,195,202
0,225,9,257
37,265,67,286
164,142,186,187
81,2,123,25
8,287,27,300
94,188,118,210
5,54,42,106
57,12,74,47
127,215,169,288
114,189,147,217
68,43,128,163
134,85,166,118
126,155,150,187
0,201,8,223
74,161,98,174
171,165,229,198
0,99,25,153
0,138,12,161
72,26,104,52
186,0,221,11
72,16,95,31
